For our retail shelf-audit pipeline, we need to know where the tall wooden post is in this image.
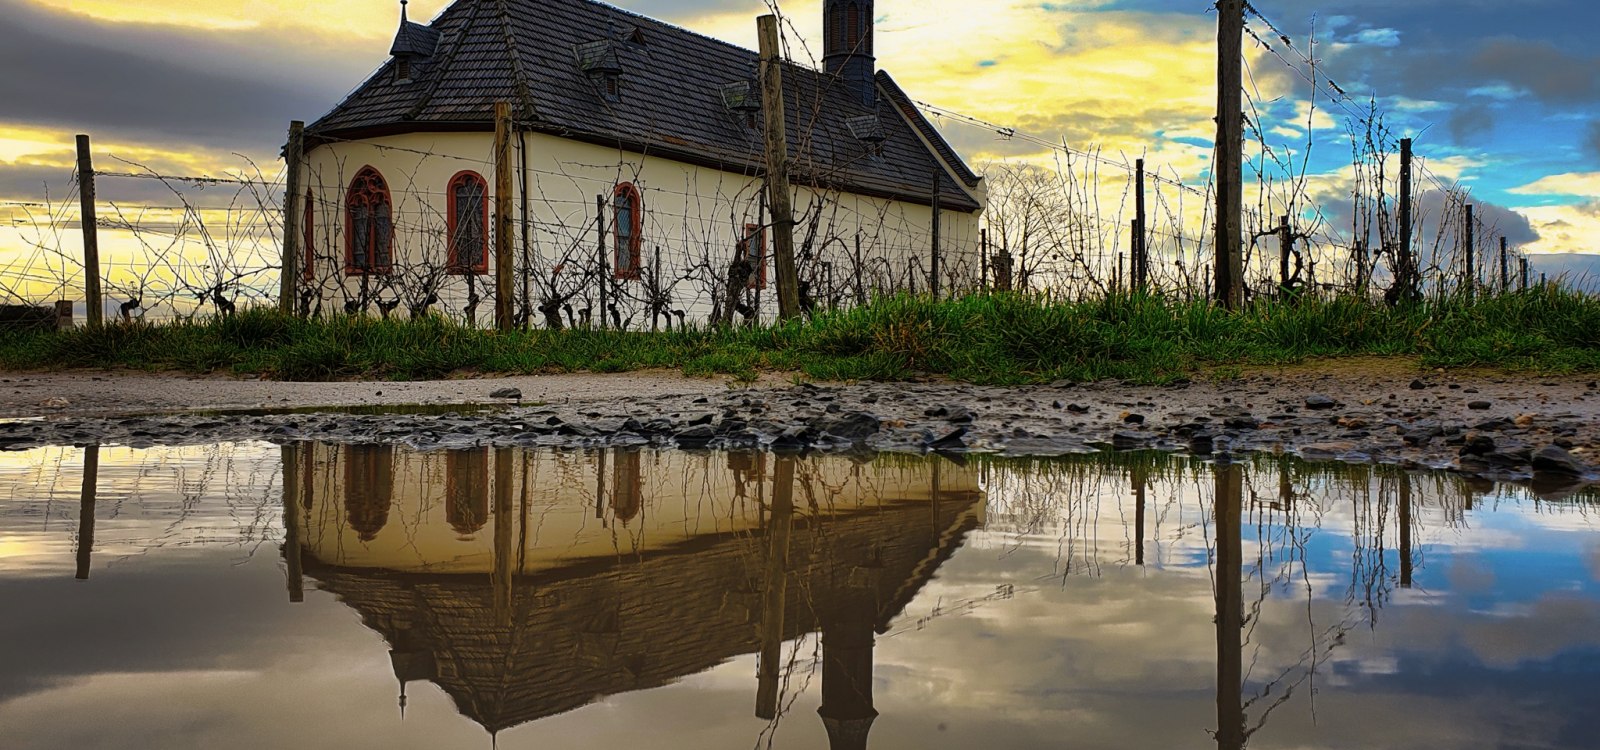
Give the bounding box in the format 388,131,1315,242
1499,237,1510,293
75,445,99,581
1463,203,1475,297
930,168,942,301
756,455,796,720
520,130,533,329
1398,138,1415,303
493,102,516,330
75,135,103,328
652,246,662,333
980,227,990,292
279,122,306,314
1213,0,1245,310
758,15,802,321
281,445,304,602
1214,461,1244,750
1134,158,1147,293
1521,257,1530,291
595,194,609,330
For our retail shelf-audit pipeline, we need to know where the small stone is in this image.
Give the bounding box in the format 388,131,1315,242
673,424,717,448
1067,404,1091,414
1304,394,1339,411
1460,433,1496,457
822,412,882,441
1409,380,1428,390
1532,446,1587,477
927,428,968,452
1123,413,1146,425
1514,414,1536,427
1468,401,1492,411
489,388,522,400
1111,432,1147,451
41,397,70,409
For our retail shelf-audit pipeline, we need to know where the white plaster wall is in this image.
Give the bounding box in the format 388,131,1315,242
299,130,984,328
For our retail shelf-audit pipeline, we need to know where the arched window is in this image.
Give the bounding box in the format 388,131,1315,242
846,1,861,48
343,445,394,542
830,3,848,52
447,171,489,274
444,449,489,538
740,223,767,289
302,188,316,282
613,182,643,279
345,166,393,275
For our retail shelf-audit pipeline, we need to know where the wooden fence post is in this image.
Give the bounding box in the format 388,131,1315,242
758,15,802,321
1213,0,1245,310
595,194,608,330
1499,237,1509,293
1398,138,1415,302
980,227,989,292
280,121,305,314
930,168,942,301
75,445,99,580
1278,215,1292,297
493,102,515,330
75,135,103,328
1463,203,1475,298
1134,158,1147,293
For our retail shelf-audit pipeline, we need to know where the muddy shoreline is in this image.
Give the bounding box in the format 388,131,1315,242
1,365,1596,494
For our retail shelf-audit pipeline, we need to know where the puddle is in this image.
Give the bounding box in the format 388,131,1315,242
2,443,1599,749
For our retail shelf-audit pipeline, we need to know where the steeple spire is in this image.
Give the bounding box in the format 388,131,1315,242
400,0,409,23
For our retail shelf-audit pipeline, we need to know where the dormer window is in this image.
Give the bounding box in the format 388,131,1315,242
576,39,624,103
396,57,412,82
846,114,887,155
721,81,762,130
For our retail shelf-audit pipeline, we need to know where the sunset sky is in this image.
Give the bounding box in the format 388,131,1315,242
2,0,1596,279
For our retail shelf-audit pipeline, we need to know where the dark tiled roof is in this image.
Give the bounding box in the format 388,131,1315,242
305,493,983,734
390,19,442,57
308,0,981,212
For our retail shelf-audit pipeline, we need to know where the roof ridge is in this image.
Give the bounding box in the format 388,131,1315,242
875,70,982,187
493,0,542,122
403,0,484,122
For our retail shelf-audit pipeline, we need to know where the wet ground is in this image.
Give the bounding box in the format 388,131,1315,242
4,441,1600,749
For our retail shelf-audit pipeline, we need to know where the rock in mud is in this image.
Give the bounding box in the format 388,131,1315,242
926,428,968,452
822,412,882,441
1410,379,1428,390
1468,401,1493,411
672,425,717,449
1532,446,1587,477
1305,394,1339,411
489,388,522,400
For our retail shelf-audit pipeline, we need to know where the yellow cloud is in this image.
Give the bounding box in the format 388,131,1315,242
1510,172,1600,197
1518,203,1600,256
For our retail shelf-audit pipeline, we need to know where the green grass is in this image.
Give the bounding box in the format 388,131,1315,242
2,287,1597,384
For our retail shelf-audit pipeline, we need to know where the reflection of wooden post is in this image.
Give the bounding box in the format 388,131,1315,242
756,456,796,720
492,447,515,627
595,449,608,522
818,590,879,750
282,445,304,602
1398,471,1414,589
1132,465,1147,566
75,445,99,580
1214,462,1244,750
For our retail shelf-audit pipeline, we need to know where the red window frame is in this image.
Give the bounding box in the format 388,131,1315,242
302,188,315,282
446,171,490,275
344,166,394,276
740,223,767,289
613,182,643,280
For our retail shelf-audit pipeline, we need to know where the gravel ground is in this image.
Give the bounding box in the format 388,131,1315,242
1,361,1595,493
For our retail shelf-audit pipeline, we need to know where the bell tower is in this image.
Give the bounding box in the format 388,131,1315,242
823,0,877,109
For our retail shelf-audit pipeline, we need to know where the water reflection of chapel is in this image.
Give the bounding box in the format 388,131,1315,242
282,444,984,744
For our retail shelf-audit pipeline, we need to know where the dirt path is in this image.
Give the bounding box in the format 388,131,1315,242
1,359,1595,489
0,370,778,417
